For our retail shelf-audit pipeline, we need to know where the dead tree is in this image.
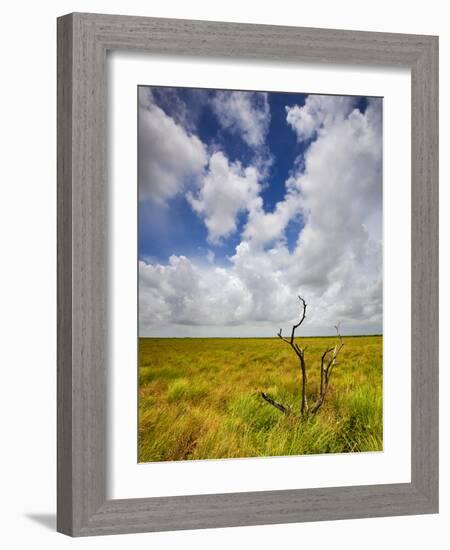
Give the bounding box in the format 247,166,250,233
261,296,344,419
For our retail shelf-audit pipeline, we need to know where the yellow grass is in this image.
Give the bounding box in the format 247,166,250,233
138,336,383,462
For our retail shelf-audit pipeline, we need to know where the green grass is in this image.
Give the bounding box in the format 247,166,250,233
138,336,383,462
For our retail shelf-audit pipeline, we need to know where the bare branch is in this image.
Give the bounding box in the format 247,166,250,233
298,353,309,415
277,328,292,346
311,326,345,415
290,296,307,344
261,392,289,415
326,324,344,379
278,328,304,360
322,347,335,359
293,342,304,357
334,323,344,353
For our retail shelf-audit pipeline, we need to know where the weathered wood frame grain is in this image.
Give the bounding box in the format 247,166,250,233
57,12,438,537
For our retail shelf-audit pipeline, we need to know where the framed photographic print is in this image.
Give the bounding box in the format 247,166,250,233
57,13,438,536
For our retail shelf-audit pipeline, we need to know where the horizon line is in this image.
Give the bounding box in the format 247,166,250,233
139,334,383,339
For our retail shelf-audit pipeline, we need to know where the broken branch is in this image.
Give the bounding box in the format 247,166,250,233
261,392,289,415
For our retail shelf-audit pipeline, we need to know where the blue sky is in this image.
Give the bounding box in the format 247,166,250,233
138,86,382,337
139,88,312,264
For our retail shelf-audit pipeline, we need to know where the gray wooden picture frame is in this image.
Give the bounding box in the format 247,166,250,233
57,12,438,537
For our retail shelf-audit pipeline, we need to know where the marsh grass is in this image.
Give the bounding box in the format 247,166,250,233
138,336,382,462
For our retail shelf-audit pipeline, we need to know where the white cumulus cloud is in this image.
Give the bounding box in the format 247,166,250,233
187,151,261,244
286,95,354,142
139,88,208,203
139,256,252,330
285,98,383,327
211,91,270,148
242,177,303,247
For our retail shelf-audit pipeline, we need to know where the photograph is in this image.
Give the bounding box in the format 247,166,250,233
138,86,383,462
138,85,383,463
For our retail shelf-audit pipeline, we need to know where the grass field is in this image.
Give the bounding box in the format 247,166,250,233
138,336,383,462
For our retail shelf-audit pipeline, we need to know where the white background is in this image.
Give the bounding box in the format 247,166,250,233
109,54,411,498
0,1,447,549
